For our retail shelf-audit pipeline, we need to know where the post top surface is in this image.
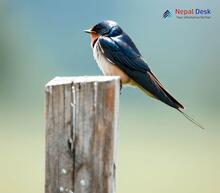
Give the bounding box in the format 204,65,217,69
46,76,120,87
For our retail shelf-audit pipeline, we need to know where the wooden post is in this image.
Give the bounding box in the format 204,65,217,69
45,76,120,193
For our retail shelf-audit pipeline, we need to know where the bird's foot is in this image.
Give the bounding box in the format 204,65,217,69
120,80,122,95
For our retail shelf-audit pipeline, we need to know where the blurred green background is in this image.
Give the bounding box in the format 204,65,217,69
0,0,220,193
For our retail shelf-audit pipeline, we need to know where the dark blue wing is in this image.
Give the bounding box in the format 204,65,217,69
115,32,142,56
99,34,150,72
98,36,184,109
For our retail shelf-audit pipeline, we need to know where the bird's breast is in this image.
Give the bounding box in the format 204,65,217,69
93,40,131,84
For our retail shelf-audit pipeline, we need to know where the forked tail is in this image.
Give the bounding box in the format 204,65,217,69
177,109,205,130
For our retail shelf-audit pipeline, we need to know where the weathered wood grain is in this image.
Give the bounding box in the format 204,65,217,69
45,76,120,193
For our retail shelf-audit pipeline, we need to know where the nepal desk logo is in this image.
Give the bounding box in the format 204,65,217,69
163,10,172,19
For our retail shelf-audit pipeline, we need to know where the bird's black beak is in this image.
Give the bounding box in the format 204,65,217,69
84,28,92,34
84,28,95,34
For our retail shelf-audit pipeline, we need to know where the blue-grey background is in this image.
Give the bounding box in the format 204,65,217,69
0,0,219,193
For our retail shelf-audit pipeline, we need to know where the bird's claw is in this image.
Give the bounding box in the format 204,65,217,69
120,80,122,95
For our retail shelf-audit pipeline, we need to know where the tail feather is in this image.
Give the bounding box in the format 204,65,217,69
177,109,205,129
131,70,205,129
147,71,184,109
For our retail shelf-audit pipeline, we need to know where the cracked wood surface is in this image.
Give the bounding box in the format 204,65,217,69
45,76,120,193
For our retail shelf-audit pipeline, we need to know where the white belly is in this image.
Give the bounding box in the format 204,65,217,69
93,40,131,84
93,41,115,75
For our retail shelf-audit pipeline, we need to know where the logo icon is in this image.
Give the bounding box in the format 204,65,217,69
163,10,172,18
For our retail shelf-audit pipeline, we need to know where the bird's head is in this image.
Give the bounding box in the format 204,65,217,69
84,20,123,47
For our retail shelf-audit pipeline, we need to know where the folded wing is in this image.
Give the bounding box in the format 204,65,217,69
98,35,184,109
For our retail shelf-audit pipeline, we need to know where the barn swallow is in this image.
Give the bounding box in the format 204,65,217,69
84,20,204,129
